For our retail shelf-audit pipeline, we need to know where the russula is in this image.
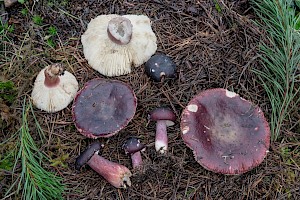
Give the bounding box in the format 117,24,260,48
81,14,157,77
122,137,145,169
180,88,270,175
145,54,176,82
72,78,137,138
149,107,176,154
31,63,79,113
75,142,132,189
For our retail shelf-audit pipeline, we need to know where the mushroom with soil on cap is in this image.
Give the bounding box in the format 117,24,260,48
81,14,157,77
122,137,145,169
149,107,176,154
31,63,79,113
145,54,177,82
75,141,132,189
180,88,270,175
72,78,137,139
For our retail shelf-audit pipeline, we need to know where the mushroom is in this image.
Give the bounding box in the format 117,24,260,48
75,142,132,189
81,14,157,77
180,88,271,175
122,137,145,169
31,63,79,113
149,107,176,154
145,54,176,82
72,78,137,138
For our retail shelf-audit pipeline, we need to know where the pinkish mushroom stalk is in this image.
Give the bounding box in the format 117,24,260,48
44,63,64,87
76,142,132,188
130,151,143,169
123,137,145,169
150,107,176,154
155,120,169,153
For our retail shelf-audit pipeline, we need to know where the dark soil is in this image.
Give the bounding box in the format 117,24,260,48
1,0,299,199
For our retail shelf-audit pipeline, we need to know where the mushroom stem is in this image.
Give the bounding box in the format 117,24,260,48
131,151,143,169
107,17,133,45
44,64,65,87
87,152,132,189
155,120,168,154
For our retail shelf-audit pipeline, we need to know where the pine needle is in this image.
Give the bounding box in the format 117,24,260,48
251,0,300,141
5,98,65,199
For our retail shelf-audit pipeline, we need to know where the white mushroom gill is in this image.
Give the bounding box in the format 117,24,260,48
31,67,78,113
81,14,157,77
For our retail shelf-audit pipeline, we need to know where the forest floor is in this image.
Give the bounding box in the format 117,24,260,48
0,0,299,199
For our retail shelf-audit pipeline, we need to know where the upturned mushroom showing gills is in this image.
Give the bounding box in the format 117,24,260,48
81,14,157,77
180,88,270,175
149,107,176,154
72,78,137,139
75,142,132,189
145,54,177,82
31,63,79,113
122,137,145,169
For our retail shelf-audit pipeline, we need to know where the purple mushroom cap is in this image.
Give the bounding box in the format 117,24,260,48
72,78,137,138
150,107,176,126
180,88,270,175
123,137,145,154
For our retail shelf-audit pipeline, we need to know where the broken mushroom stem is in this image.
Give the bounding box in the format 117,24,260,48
107,17,133,45
123,137,145,169
44,63,65,87
150,107,176,154
75,142,132,189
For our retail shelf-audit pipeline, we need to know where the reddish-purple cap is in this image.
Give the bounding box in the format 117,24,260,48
72,78,137,138
150,107,176,126
180,88,270,175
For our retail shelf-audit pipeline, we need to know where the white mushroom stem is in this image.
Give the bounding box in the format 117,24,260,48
107,17,133,45
155,120,169,154
44,64,64,87
87,153,132,189
131,151,143,169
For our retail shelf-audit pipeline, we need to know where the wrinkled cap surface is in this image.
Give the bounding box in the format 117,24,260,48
180,88,270,175
72,78,137,138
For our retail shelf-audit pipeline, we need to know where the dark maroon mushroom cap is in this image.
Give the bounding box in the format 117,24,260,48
122,137,145,154
180,88,270,175
150,107,176,125
75,142,101,170
72,78,137,139
145,54,176,82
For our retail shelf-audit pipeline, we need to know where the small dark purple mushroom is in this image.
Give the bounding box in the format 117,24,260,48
150,107,176,154
145,54,176,82
180,88,271,175
75,142,132,189
72,78,137,138
122,137,145,169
